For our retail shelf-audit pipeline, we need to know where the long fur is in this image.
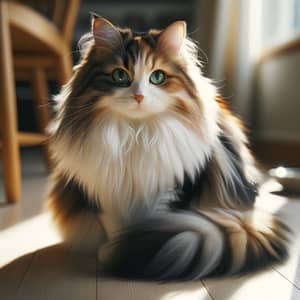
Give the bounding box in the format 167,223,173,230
47,17,290,281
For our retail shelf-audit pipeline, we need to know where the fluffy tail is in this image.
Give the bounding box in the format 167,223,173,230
100,209,290,281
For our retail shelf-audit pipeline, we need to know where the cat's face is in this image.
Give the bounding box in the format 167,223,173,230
63,17,202,124
97,50,184,119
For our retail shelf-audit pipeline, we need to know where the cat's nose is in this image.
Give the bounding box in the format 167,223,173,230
134,94,144,103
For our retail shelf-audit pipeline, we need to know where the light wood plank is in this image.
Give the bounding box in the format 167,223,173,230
291,261,300,300
255,186,300,288
0,1,21,203
31,67,52,167
0,132,48,148
61,0,80,45
0,213,61,267
0,252,35,300
31,68,51,132
266,194,300,289
17,244,97,300
56,52,73,85
274,243,300,292
18,245,96,300
18,132,48,146
7,2,67,56
202,188,300,300
203,267,300,300
97,278,211,300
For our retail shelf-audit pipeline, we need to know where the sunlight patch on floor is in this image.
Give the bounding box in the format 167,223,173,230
256,179,289,213
160,289,206,300
0,212,62,267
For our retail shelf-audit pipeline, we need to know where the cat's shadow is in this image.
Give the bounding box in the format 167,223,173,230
0,243,219,300
3,198,298,300
2,237,298,300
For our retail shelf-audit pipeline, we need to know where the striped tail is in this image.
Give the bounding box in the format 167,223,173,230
100,209,290,281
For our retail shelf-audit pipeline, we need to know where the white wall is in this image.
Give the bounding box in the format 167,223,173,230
255,51,300,142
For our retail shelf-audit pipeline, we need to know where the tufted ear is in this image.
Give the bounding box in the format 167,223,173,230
158,21,186,56
91,14,122,49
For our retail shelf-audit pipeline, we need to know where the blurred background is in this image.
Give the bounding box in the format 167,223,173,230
1,0,300,206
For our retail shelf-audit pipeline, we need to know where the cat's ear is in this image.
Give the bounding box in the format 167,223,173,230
91,14,122,49
158,21,186,56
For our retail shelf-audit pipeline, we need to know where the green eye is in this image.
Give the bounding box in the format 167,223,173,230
112,68,130,86
149,70,166,85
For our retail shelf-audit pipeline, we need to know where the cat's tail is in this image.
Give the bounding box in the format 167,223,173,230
100,209,290,281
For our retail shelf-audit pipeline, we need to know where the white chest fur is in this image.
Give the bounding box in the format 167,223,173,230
54,116,212,219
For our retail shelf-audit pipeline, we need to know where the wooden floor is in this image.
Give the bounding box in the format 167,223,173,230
0,148,300,300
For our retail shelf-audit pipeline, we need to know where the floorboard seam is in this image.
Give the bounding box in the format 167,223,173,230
17,251,37,293
201,280,215,300
272,266,300,290
96,256,98,300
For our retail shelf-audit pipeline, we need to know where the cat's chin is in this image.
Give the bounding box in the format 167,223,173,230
112,106,164,120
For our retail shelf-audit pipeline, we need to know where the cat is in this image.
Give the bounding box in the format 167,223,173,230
47,15,290,281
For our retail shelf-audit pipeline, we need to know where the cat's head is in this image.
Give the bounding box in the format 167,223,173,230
87,16,190,120
54,16,218,129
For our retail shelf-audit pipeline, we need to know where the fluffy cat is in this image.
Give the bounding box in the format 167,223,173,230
47,15,289,280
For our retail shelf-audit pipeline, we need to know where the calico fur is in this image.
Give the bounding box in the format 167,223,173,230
47,16,289,280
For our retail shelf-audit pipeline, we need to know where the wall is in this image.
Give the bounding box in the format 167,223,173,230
254,51,300,142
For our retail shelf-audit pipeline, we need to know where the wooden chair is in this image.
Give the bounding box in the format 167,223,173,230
0,0,80,203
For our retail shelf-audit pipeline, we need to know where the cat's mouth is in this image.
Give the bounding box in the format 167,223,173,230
133,102,145,110
115,105,161,120
100,95,166,119
126,105,156,119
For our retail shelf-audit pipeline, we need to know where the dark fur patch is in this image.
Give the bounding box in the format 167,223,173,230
101,212,224,281
172,133,257,210
48,174,100,216
219,134,258,206
172,169,209,210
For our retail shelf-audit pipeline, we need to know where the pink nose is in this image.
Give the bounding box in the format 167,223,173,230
134,94,144,103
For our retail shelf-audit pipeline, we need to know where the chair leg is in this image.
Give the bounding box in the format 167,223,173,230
0,2,21,203
57,52,73,86
31,68,52,168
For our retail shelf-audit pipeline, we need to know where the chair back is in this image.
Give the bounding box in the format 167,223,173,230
17,0,80,45
52,0,81,45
